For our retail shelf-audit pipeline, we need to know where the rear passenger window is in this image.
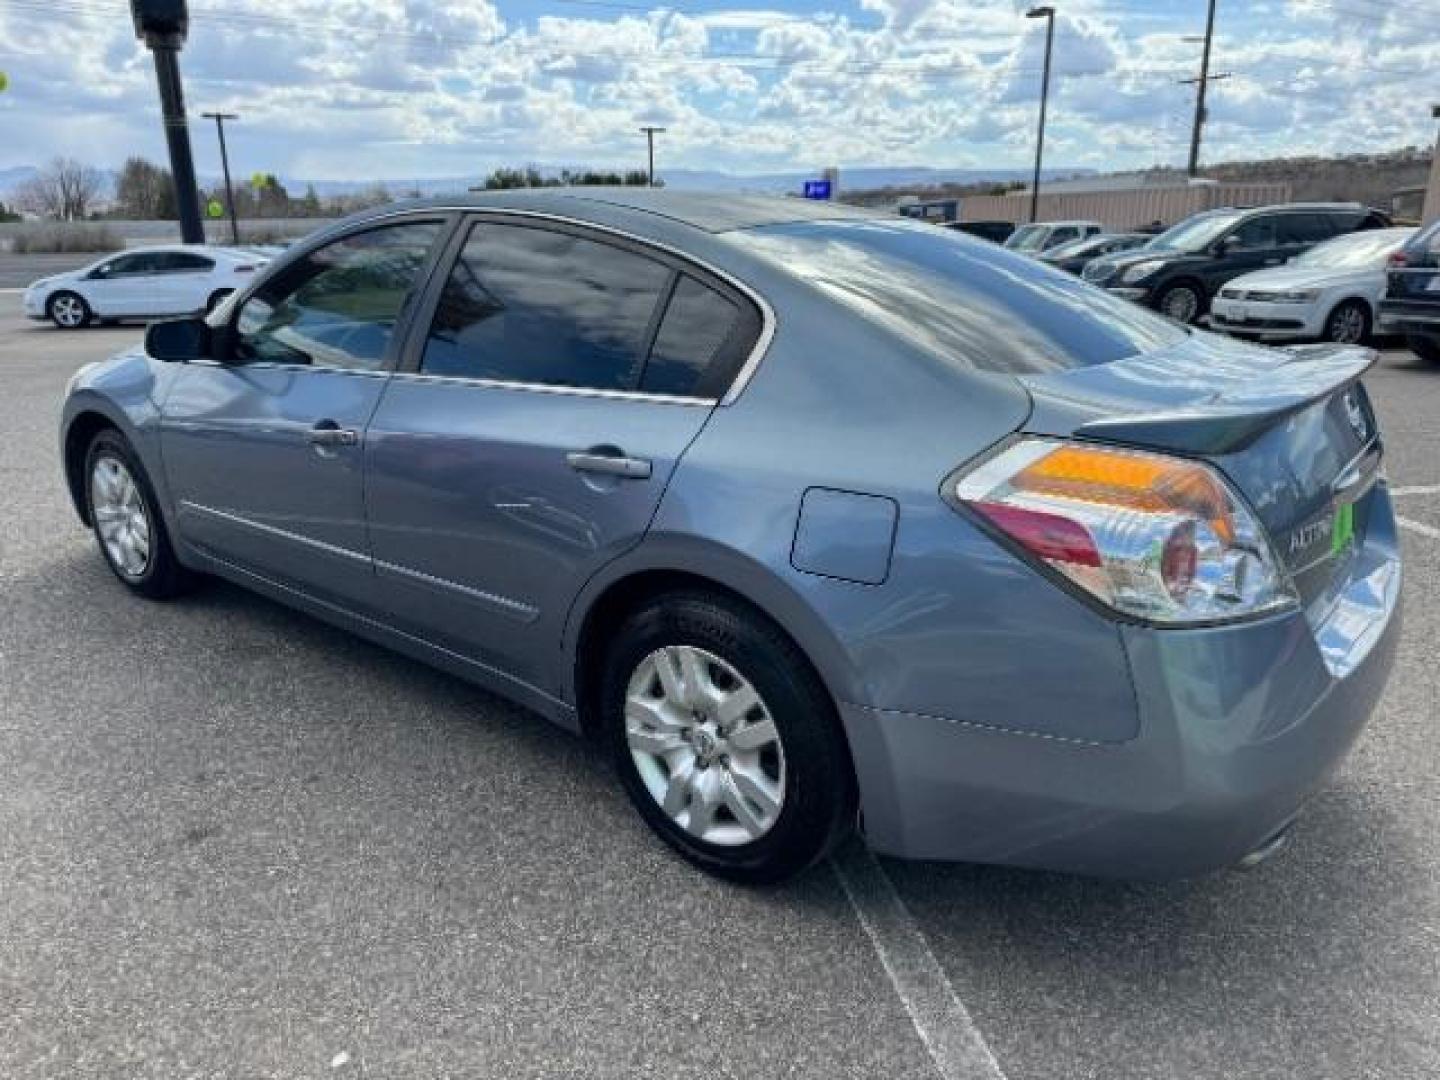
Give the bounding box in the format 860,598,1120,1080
1231,216,1278,250
642,277,742,397
165,252,216,272
1279,214,1333,244
422,222,671,390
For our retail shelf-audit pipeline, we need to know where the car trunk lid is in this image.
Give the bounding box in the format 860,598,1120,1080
1019,333,1382,612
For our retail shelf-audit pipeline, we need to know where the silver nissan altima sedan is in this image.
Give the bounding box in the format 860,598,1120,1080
59,190,1401,883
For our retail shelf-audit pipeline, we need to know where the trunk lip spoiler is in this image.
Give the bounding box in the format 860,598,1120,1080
1066,346,1378,457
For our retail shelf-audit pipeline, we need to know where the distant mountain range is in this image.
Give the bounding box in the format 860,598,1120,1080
0,162,1091,201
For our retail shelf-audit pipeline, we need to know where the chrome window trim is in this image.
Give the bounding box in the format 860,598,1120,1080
385,370,711,407
326,204,777,406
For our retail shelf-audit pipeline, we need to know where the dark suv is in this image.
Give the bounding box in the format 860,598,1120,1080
1379,217,1440,364
1083,203,1392,324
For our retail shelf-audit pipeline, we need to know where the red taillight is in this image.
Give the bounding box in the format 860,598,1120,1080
972,502,1102,568
1388,251,1409,269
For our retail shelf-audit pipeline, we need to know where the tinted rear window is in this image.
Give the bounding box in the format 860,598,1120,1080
730,220,1186,374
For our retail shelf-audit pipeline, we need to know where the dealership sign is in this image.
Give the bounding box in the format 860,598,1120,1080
802,180,832,201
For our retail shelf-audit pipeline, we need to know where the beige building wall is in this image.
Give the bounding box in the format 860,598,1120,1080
1424,126,1440,224
960,182,1294,230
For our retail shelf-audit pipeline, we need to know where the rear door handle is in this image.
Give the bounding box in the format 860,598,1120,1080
307,421,359,448
566,451,652,480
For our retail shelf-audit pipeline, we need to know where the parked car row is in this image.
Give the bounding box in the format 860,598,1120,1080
935,201,1438,356
23,245,270,329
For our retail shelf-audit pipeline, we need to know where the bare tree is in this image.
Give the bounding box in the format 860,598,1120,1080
16,157,106,220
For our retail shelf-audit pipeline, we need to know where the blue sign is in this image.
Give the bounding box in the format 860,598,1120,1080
802,180,832,201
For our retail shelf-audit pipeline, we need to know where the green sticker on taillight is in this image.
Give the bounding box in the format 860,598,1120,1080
1331,502,1355,556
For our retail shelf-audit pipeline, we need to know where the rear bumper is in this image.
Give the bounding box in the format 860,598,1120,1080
1378,299,1440,337
843,493,1402,878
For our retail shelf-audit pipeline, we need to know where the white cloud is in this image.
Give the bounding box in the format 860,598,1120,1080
0,0,1432,182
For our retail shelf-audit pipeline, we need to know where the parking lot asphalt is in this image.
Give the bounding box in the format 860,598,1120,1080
2,295,1438,1079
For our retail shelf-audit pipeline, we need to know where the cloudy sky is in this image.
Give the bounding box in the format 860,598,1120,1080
0,0,1433,182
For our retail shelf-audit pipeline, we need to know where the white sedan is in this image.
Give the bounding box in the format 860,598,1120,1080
23,245,268,329
1209,227,1416,345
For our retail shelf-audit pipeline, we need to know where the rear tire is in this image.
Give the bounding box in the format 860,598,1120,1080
1156,282,1204,325
48,291,90,329
1323,300,1371,345
1407,335,1440,365
84,429,196,600
600,591,856,884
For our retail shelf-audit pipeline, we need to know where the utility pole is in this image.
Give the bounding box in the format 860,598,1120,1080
1181,0,1231,178
639,126,666,187
1026,6,1056,224
130,0,204,244
201,111,240,245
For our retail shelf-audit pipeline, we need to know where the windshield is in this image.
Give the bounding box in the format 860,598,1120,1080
1149,211,1246,253
1046,236,1101,259
1005,224,1049,252
1294,229,1415,269
731,220,1187,374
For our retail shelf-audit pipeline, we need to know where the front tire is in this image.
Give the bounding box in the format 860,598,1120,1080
1323,300,1371,345
48,291,91,329
84,430,195,599
1156,282,1204,325
600,591,856,883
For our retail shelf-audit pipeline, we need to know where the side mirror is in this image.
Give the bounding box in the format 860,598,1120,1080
1216,235,1242,255
145,317,211,363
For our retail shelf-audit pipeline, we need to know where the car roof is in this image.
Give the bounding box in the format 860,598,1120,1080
369,188,884,235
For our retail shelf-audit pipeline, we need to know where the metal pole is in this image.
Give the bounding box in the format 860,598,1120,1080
639,126,665,187
204,112,240,245
1027,8,1055,225
1188,0,1218,177
151,43,204,244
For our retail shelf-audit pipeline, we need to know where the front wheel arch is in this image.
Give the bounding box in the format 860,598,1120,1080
63,411,120,525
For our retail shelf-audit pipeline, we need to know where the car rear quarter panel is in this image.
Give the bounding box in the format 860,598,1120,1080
618,270,1142,744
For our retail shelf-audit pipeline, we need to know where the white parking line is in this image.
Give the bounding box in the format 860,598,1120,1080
1397,516,1440,541
1392,485,1440,498
0,288,25,294
831,840,1008,1080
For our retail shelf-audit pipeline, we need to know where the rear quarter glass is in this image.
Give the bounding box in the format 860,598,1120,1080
730,220,1187,375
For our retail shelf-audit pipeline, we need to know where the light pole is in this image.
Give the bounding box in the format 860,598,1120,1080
1180,0,1230,178
130,0,204,243
639,126,666,187
201,111,240,244
1026,6,1056,225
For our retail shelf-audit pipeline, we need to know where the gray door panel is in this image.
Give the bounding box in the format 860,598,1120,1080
161,364,387,602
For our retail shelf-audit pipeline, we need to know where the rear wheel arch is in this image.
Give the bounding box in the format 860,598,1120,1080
568,561,863,743
1323,297,1373,343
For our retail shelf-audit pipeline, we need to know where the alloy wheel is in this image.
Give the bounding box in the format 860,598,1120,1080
90,455,151,578
1161,286,1200,324
51,295,86,328
1328,304,1367,345
624,645,786,847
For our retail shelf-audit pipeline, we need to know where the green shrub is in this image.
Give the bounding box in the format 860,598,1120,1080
10,222,124,254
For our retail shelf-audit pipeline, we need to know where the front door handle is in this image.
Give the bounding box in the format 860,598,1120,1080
566,450,652,480
307,421,359,448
